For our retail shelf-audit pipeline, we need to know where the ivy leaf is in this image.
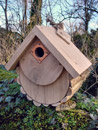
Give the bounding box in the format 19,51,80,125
15,98,21,106
5,96,13,103
89,113,97,120
0,84,3,88
2,87,9,92
0,65,5,70
50,118,56,125
0,97,4,103
96,109,98,113
0,91,4,95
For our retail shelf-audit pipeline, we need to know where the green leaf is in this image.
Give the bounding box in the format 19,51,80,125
5,96,13,103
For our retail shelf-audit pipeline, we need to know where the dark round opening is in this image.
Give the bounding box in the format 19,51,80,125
35,47,44,57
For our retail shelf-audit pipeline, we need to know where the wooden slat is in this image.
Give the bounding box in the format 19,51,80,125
5,30,35,70
32,26,92,78
56,29,71,44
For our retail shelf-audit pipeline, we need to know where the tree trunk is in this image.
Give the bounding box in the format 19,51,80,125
5,0,8,32
84,0,89,32
30,0,42,27
23,0,27,32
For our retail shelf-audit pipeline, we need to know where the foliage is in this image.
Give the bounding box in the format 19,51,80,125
0,65,17,81
0,28,22,64
0,65,98,130
73,29,98,58
73,92,98,130
81,58,98,97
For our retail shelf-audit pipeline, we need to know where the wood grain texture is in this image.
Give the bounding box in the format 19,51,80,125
16,67,20,74
43,104,49,107
33,101,41,106
19,68,69,105
52,102,60,107
27,95,32,101
56,29,71,44
20,87,26,95
61,87,72,103
5,30,35,70
20,40,63,86
17,77,21,84
71,70,89,87
32,25,92,78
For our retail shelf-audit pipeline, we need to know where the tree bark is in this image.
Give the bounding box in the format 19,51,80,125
5,0,8,32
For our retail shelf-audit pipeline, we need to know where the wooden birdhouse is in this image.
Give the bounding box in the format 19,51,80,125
5,25,92,106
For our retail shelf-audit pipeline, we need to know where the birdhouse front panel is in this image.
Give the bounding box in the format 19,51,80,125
5,25,92,106
20,38,64,86
16,37,70,106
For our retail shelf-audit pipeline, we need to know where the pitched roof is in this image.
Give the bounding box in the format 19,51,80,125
5,25,92,78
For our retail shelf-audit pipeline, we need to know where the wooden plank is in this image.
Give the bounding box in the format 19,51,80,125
56,29,71,44
71,70,89,87
20,39,63,85
19,68,69,105
32,26,92,78
5,30,35,70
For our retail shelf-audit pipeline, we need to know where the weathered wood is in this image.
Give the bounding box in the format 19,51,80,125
17,77,20,84
32,26,92,78
5,30,35,70
27,95,32,101
43,104,49,107
20,39,63,85
33,101,41,106
61,87,72,103
16,67,20,74
56,29,71,44
20,87,26,95
71,70,89,87
19,68,69,104
56,100,76,111
52,102,60,107
61,71,88,103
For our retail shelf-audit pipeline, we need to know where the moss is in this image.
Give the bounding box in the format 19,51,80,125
0,103,90,130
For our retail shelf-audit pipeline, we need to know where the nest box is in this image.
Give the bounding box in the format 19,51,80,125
5,25,92,106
